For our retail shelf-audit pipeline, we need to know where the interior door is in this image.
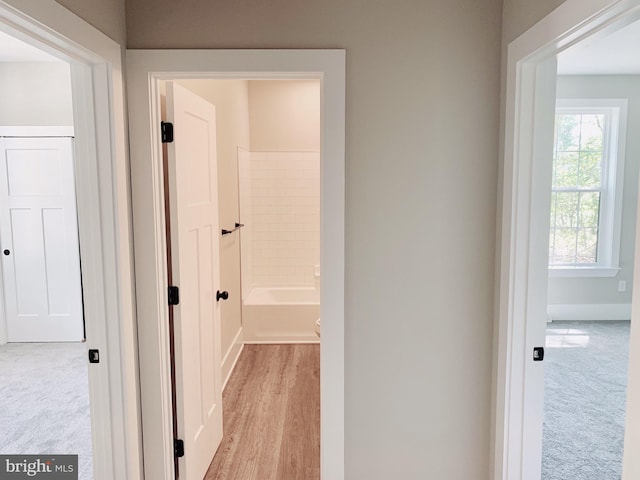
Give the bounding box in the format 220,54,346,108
0,136,84,342
165,81,224,479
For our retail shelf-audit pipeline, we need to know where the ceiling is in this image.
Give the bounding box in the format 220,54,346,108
0,29,61,62
558,20,640,75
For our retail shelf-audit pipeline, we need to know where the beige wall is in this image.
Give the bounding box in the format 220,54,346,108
248,80,320,151
174,79,251,372
502,0,565,44
245,80,321,289
0,62,73,126
56,0,126,45
128,1,502,477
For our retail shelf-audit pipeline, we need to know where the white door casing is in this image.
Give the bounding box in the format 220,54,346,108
0,136,84,342
166,82,224,479
127,50,345,480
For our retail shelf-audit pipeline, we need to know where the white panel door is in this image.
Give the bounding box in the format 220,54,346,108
0,137,84,342
166,82,224,479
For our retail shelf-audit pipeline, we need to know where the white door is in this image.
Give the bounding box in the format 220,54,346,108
166,82,224,479
0,137,84,342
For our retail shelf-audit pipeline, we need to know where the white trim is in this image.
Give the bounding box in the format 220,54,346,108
497,1,640,479
550,98,628,270
0,247,5,344
0,126,74,137
221,328,244,391
126,49,346,480
549,266,620,277
0,2,140,479
547,303,632,321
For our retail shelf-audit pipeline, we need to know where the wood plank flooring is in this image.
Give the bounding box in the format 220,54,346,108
204,344,320,480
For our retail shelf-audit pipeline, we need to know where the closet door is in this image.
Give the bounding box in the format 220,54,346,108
0,137,84,342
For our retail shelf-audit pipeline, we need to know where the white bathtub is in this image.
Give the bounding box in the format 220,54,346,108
242,287,320,343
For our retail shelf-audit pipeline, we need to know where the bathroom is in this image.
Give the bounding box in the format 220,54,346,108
163,77,321,475
161,78,321,478
165,77,321,366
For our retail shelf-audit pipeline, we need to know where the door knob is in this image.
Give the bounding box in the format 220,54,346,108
216,290,229,302
3,249,9,256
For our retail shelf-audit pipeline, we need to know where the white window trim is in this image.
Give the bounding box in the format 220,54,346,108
549,98,628,278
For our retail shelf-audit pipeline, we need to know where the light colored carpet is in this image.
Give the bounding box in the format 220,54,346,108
543,320,629,480
0,342,93,480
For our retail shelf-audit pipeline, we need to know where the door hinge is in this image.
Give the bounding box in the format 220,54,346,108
168,286,180,306
88,349,100,364
533,346,545,361
161,121,174,143
174,438,185,458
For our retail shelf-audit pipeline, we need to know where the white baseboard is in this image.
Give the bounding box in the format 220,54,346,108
547,303,632,321
222,327,244,391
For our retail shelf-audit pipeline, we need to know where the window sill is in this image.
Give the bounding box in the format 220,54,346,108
548,266,621,278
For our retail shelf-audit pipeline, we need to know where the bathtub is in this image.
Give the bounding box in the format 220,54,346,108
242,287,320,343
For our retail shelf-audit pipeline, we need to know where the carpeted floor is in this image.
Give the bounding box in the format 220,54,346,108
0,342,93,480
543,320,630,480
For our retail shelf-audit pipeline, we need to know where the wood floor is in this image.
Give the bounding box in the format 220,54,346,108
204,344,320,480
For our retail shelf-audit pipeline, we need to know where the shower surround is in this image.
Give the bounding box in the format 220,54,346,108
239,150,320,343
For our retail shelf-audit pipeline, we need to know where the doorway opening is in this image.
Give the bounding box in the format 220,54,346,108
496,1,640,479
162,78,322,478
542,35,640,476
0,28,92,478
160,76,322,479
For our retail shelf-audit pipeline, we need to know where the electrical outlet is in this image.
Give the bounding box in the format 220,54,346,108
618,280,627,292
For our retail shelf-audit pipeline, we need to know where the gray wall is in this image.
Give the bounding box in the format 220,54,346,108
56,0,126,45
127,1,501,478
0,62,73,126
548,75,640,306
502,0,565,45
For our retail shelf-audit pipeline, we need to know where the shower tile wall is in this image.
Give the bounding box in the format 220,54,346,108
250,151,320,287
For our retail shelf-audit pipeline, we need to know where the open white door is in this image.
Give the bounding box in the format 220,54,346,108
166,82,224,479
0,136,84,342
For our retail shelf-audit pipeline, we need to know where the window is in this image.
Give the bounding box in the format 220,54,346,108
548,99,627,277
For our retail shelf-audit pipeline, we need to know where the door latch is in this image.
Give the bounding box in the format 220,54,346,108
88,349,100,364
533,346,544,361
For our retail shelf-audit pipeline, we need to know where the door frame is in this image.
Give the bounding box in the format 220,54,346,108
495,0,640,478
126,50,346,480
0,2,140,478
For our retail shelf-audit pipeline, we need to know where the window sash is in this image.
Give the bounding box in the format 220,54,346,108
549,103,619,268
